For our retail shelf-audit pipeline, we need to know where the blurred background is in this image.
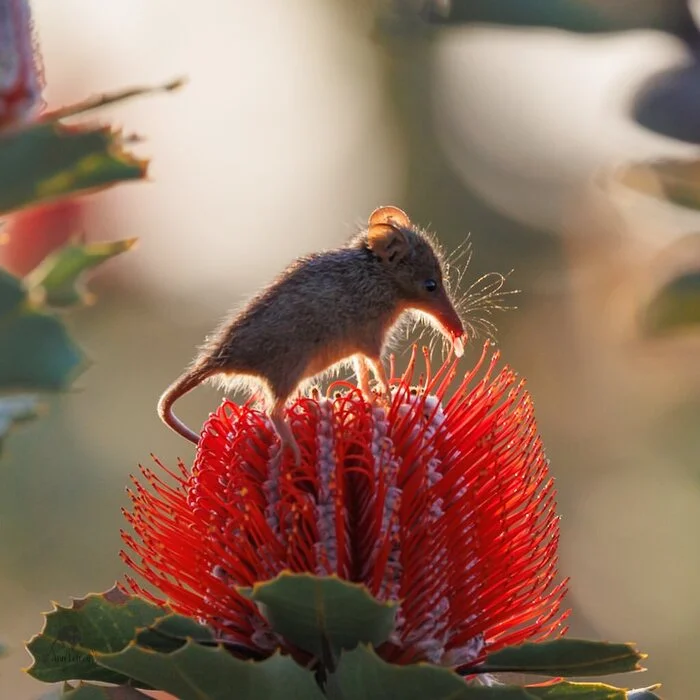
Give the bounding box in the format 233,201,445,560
2,0,700,697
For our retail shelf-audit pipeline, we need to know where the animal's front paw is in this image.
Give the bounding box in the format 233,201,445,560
369,382,392,409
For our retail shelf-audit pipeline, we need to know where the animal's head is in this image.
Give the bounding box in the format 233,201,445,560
365,205,465,355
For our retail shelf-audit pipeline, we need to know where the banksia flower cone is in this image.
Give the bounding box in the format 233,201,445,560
122,342,568,672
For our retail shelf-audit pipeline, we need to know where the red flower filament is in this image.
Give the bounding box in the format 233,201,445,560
122,342,568,671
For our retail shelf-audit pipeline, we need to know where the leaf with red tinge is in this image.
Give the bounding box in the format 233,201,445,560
26,586,167,684
25,237,137,308
473,639,645,677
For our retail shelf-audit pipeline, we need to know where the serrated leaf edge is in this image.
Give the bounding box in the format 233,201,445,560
95,638,285,667
239,570,400,611
23,586,172,674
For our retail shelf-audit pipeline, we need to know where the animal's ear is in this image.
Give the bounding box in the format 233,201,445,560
367,222,409,264
368,205,411,230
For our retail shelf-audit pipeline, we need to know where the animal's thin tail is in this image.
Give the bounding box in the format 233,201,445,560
157,366,213,444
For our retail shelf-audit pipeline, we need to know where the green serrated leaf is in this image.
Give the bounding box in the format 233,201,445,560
134,613,215,652
524,680,626,699
0,269,83,390
25,237,137,308
240,572,397,662
475,639,645,677
95,641,325,700
26,586,167,684
62,683,153,700
0,121,145,216
643,272,700,336
329,645,535,699
0,394,39,454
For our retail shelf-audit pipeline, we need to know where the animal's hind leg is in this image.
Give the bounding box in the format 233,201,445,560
270,396,302,465
367,357,391,397
356,355,391,407
354,355,372,397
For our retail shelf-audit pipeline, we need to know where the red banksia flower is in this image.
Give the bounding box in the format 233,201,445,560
122,343,568,671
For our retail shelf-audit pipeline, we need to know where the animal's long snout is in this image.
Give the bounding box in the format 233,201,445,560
431,290,466,358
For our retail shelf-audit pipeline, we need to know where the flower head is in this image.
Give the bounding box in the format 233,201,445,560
122,343,568,671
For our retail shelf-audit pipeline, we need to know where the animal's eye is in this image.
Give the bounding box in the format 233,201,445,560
424,278,438,292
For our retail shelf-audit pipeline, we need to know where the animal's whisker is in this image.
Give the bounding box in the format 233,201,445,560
444,248,517,343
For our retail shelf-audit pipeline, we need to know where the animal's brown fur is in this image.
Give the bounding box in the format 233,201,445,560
157,206,465,461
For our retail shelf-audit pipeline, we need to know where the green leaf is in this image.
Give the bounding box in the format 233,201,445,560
95,642,325,700
25,237,137,308
0,269,25,316
331,648,640,699
0,310,83,389
329,645,534,699
0,269,83,390
0,121,145,216
619,159,700,211
0,77,183,217
643,272,700,336
240,572,397,661
26,586,167,684
0,394,39,454
61,684,153,700
134,612,215,652
475,639,645,677
525,681,627,699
